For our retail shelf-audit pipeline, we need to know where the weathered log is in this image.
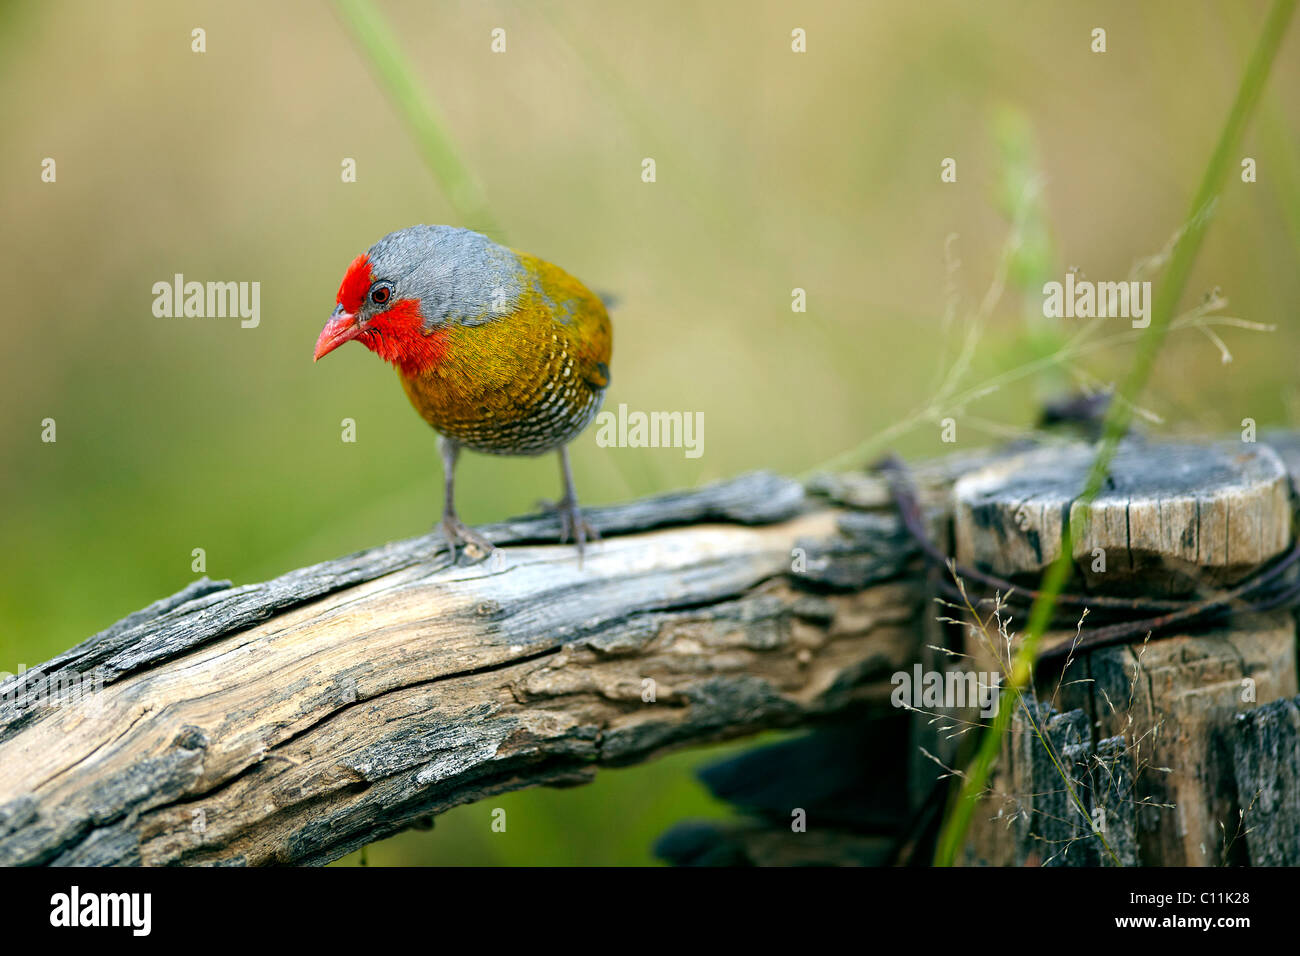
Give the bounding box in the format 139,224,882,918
0,473,924,866
0,471,807,742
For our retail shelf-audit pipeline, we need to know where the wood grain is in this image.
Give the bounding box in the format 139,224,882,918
0,473,922,865
953,439,1290,592
6,435,1300,868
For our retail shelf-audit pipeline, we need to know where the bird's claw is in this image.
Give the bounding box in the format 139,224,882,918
438,515,496,566
537,496,599,562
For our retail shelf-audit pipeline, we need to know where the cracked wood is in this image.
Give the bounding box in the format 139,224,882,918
0,473,922,865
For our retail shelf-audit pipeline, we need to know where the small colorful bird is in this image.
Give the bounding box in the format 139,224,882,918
314,225,612,562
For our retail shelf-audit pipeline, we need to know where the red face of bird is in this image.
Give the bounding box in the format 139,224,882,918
314,225,526,377
313,252,409,360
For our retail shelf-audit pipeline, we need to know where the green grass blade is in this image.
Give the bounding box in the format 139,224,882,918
933,0,1298,867
331,0,504,239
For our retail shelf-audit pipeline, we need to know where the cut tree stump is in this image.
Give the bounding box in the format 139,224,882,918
953,440,1291,594
951,438,1298,866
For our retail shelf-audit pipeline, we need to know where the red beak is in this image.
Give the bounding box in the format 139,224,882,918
314,311,360,361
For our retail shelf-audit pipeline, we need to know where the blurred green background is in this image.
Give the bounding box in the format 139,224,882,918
1,0,1297,864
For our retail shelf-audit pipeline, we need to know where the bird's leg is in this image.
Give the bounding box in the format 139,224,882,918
538,446,599,563
437,436,495,564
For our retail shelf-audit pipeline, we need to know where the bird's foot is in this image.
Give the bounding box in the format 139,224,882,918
438,514,496,565
537,496,600,563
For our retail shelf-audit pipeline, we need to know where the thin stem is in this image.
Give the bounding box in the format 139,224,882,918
332,0,504,239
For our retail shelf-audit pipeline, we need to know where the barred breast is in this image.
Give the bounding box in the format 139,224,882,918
398,283,612,456
449,385,606,456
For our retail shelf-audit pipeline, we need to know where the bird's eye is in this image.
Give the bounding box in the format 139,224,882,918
370,284,392,306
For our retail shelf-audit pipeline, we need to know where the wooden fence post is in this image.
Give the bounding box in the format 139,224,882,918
951,439,1298,865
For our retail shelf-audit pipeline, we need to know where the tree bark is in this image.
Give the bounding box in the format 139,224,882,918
5,437,1300,867
0,473,924,866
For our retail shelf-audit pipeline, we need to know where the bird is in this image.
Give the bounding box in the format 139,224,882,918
313,225,612,563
